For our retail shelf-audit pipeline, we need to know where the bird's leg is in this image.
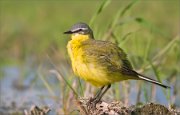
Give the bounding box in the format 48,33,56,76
89,86,105,102
87,86,104,110
93,84,111,103
87,85,111,110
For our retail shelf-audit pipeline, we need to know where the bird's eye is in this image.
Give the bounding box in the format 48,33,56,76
75,28,83,32
78,28,83,31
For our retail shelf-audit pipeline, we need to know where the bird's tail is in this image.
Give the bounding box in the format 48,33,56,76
136,72,170,89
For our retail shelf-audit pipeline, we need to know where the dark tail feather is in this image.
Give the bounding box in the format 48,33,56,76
136,72,170,89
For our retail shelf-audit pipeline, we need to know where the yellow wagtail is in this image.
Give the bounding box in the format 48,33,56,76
64,22,170,104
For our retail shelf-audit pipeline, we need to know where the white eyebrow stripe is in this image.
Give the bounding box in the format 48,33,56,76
72,27,87,32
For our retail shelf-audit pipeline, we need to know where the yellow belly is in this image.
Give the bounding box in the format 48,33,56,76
72,60,131,87
72,61,109,87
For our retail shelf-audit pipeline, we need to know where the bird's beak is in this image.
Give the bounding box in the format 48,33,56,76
63,30,73,34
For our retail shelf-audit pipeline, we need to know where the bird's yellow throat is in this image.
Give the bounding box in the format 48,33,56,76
71,34,90,41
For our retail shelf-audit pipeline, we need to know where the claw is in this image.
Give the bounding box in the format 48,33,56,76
87,97,102,110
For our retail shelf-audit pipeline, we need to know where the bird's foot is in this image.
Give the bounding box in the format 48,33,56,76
87,97,101,111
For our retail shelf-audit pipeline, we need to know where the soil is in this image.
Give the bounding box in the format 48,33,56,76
76,98,180,115
1,98,180,115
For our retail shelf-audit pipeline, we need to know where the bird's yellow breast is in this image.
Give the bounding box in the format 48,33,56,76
67,34,109,87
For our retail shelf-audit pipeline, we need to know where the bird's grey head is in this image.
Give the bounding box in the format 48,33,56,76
64,22,94,38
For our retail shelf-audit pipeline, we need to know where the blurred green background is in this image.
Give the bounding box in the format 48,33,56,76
0,0,180,114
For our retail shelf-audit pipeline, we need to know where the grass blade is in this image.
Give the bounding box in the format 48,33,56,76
103,0,138,40
135,17,169,38
139,35,179,72
38,66,56,97
50,70,78,98
149,60,170,102
120,0,139,17
149,60,161,82
112,0,139,28
78,78,84,96
46,55,79,98
89,0,111,26
153,35,179,61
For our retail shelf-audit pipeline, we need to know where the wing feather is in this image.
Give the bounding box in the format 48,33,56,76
81,40,138,77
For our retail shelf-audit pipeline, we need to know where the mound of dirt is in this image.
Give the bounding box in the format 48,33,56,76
76,98,180,115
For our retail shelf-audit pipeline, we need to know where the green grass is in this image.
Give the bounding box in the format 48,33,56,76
0,0,180,114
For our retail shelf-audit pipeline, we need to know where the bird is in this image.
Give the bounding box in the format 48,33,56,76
64,22,170,105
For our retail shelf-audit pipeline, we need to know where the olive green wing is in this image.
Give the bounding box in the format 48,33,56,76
81,40,138,77
81,40,124,66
